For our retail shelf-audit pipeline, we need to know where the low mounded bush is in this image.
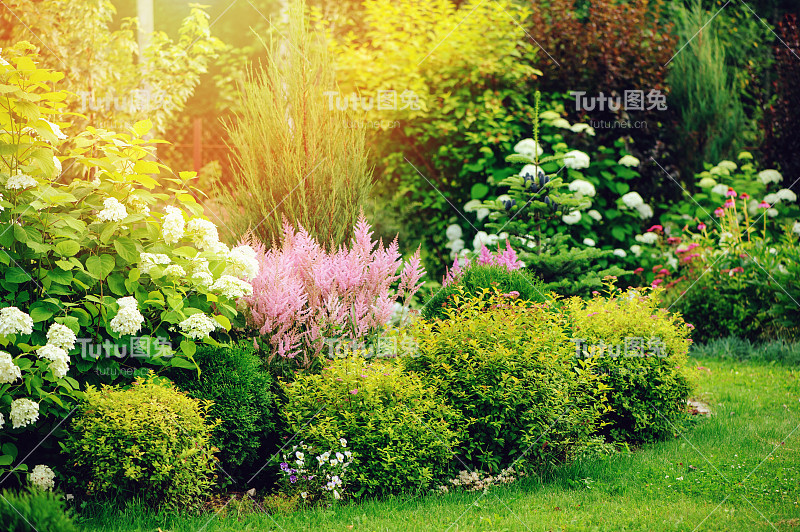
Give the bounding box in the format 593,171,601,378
423,264,549,320
405,291,607,474
167,342,278,488
0,489,76,532
280,356,461,497
564,280,694,443
61,374,220,509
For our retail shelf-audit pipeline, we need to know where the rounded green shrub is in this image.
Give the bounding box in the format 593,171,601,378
422,264,550,320
405,291,607,474
280,356,461,497
61,374,220,509
0,489,76,532
564,281,694,443
167,342,278,488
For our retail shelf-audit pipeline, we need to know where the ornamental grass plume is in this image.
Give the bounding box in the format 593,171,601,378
242,214,425,368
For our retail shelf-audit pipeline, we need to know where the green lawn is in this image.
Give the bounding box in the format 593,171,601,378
78,356,800,532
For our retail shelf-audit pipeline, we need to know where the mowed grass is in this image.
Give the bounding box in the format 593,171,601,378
78,355,800,532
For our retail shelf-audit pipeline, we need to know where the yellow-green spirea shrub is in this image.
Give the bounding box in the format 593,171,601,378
564,279,694,443
404,290,610,474
281,355,461,497
60,374,220,509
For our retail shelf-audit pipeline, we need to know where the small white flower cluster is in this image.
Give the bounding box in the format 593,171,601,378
710,183,729,196
617,155,640,167
161,206,185,244
5,172,38,190
164,264,186,278
620,191,654,220
464,199,490,222
178,313,220,339
46,323,77,351
0,306,34,335
0,351,22,384
187,218,220,250
211,275,253,299
568,179,596,198
29,464,55,491
562,211,581,225
698,176,717,189
97,197,128,222
444,467,523,493
224,245,259,281
444,224,465,259
109,296,144,336
10,397,39,428
587,209,602,222
563,150,590,170
37,343,70,379
140,253,171,274
758,169,782,185
513,138,543,159
635,232,659,245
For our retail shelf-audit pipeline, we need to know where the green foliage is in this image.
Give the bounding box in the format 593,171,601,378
217,0,372,249
0,489,76,532
280,355,461,497
668,0,746,177
564,281,694,443
61,374,220,510
326,0,540,274
691,336,800,366
423,264,549,320
405,291,607,473
167,342,278,488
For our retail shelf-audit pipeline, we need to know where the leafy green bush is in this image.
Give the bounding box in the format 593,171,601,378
167,342,278,488
61,374,220,509
280,356,461,497
422,264,549,320
0,489,76,532
564,280,694,443
405,291,607,473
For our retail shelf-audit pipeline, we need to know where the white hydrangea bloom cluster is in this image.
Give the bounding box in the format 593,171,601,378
635,232,659,244
711,183,729,196
140,253,171,274
619,191,654,219
0,413,4,429
587,210,602,222
179,313,220,339
46,323,76,351
0,351,22,384
563,150,590,170
757,169,782,185
513,138,543,159
223,245,259,281
568,179,596,198
164,264,187,279
187,218,220,250
0,306,34,335
464,199,490,222
613,248,627,257
30,464,55,491
161,206,185,244
10,397,39,428
5,172,38,190
211,275,253,299
562,211,581,225
109,296,145,336
698,177,717,189
617,155,640,167
777,189,797,203
97,197,128,222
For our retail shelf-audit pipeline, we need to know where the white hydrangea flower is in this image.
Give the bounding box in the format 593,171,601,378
635,203,654,220
792,221,800,235
47,323,77,351
192,271,214,288
562,211,582,225
513,138,543,159
187,218,220,250
763,193,780,205
710,183,729,196
767,208,779,218
635,232,659,244
53,156,62,177
473,231,491,251
698,177,717,189
0,307,34,335
140,253,171,274
564,150,590,170
208,240,230,256
0,413,3,429
710,166,730,177
519,164,544,182
446,224,463,241
587,209,602,222
110,297,144,336
224,245,260,282
5,172,38,190
551,118,572,129
37,344,68,363
42,119,67,140
613,249,627,257
617,155,640,167
583,238,595,247
568,179,596,198
621,191,644,209
539,111,560,120
10,398,39,428
476,208,490,221
571,123,593,134
463,199,482,213
0,351,22,384
211,275,253,299
179,313,220,339
757,169,782,185
630,244,642,257
97,197,127,222
776,189,797,203
30,465,55,491
49,356,69,379
161,206,185,244
717,160,737,171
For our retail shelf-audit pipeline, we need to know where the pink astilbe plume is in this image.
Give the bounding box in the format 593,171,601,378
241,213,426,368
443,240,523,286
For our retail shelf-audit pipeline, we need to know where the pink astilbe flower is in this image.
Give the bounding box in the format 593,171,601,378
241,214,426,367
443,240,523,286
